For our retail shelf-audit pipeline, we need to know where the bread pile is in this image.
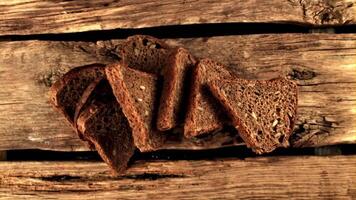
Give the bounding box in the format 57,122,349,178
50,35,298,175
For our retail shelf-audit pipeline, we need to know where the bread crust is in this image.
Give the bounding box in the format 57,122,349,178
157,47,197,131
49,63,106,126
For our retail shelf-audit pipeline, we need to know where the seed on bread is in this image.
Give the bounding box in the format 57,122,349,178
197,106,204,111
149,43,157,49
251,112,257,120
272,119,278,127
134,48,140,56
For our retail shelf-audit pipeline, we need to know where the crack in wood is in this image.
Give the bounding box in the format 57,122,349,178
39,175,82,182
298,0,355,25
289,67,317,80
291,116,340,147
123,173,186,181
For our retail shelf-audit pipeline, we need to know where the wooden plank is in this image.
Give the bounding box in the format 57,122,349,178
0,0,355,35
0,156,355,199
0,34,355,151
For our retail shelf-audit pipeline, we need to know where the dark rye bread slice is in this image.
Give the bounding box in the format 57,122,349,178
49,63,105,125
157,47,197,131
208,78,298,154
120,35,172,74
105,62,165,152
184,58,234,138
77,94,135,175
73,78,113,149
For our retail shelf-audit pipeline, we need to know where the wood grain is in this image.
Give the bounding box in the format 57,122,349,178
0,156,355,199
0,0,355,35
0,34,355,151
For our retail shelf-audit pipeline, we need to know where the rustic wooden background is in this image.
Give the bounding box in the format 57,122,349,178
0,0,356,199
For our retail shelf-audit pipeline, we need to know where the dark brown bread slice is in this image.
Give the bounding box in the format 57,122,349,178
105,62,165,152
49,63,106,125
208,78,298,154
77,93,135,175
73,78,113,149
120,35,172,74
184,58,234,138
157,47,197,131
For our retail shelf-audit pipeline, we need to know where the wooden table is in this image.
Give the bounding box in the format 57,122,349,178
0,0,355,199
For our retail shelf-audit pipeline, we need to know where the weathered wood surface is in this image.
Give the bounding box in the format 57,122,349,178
0,156,355,199
0,34,355,151
0,0,355,35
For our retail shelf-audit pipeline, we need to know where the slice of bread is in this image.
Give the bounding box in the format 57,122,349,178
73,78,112,149
77,91,135,175
50,63,106,125
105,62,165,152
208,78,298,154
184,59,234,138
157,47,197,131
120,35,172,74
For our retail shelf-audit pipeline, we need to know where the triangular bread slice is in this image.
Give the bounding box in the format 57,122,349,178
208,78,298,154
50,63,105,125
105,62,165,152
120,35,172,74
184,58,234,138
76,83,135,175
157,47,197,131
73,78,112,149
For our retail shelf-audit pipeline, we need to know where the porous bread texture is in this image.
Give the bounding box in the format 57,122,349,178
208,78,298,154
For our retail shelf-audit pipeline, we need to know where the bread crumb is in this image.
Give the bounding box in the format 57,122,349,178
137,98,143,102
144,111,149,116
139,85,146,90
